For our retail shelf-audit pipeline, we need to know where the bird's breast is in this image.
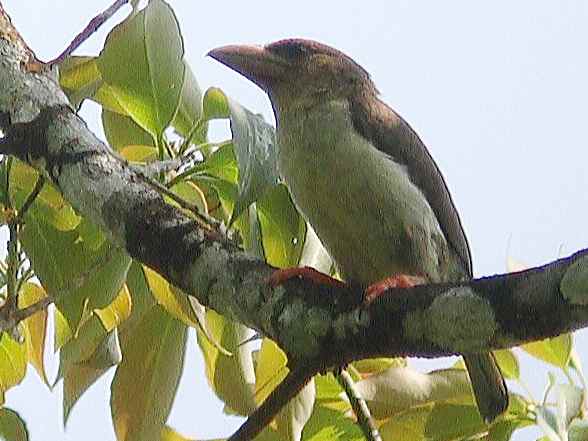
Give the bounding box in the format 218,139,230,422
277,100,454,285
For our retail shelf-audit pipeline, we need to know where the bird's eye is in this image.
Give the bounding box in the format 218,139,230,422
268,41,309,60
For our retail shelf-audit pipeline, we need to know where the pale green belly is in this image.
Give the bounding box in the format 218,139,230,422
278,103,452,285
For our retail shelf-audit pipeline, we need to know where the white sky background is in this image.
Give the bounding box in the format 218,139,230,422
2,1,588,440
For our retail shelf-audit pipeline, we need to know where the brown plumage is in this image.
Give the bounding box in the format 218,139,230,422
209,38,508,422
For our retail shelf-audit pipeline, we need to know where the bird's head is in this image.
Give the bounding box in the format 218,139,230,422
208,39,377,111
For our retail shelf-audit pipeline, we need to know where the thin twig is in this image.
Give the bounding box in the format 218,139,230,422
337,370,382,441
17,174,45,221
47,0,131,66
229,369,315,441
0,296,53,333
4,158,18,314
129,161,220,231
167,140,232,188
179,119,206,155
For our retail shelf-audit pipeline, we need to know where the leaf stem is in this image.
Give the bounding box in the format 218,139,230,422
337,369,382,441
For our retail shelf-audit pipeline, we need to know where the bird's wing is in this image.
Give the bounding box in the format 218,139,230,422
349,96,473,277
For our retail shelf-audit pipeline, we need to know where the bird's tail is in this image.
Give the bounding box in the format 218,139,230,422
463,352,509,423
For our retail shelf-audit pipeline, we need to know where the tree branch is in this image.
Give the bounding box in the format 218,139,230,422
1,5,588,439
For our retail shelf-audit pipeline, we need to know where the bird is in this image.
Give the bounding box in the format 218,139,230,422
208,38,508,422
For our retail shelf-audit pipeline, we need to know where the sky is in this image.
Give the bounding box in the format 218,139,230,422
2,1,588,440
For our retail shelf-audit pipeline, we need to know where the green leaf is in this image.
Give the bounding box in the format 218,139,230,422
569,419,588,441
255,339,288,405
171,62,205,140
59,286,130,373
303,406,364,441
94,285,133,332
195,142,238,183
351,357,406,376
0,333,27,404
257,184,306,268
202,87,230,120
6,160,80,232
123,263,158,334
76,218,107,251
521,334,572,367
111,305,187,441
160,426,194,441
58,56,103,109
0,408,29,441
555,384,583,432
54,307,73,351
484,419,523,441
276,379,316,441
102,109,155,151
535,405,561,441
228,98,279,223
61,323,122,424
315,373,345,403
142,266,227,357
18,283,49,386
297,225,333,274
201,88,279,223
493,349,520,380
143,266,200,327
97,0,185,139
21,216,131,329
352,367,475,419
169,181,208,214
193,175,238,222
379,403,487,441
196,310,256,416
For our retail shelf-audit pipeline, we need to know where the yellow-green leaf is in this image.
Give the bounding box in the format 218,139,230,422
202,87,230,121
54,307,73,351
95,285,132,332
7,160,81,231
379,403,486,441
195,310,256,416
21,216,131,330
171,62,204,140
58,56,102,109
255,338,288,405
352,357,406,376
195,142,238,183
302,406,364,441
169,181,208,215
18,282,49,386
521,334,572,367
143,266,199,327
0,333,27,403
119,145,158,163
112,305,187,441
161,426,194,441
61,326,122,424
493,349,520,380
102,109,155,151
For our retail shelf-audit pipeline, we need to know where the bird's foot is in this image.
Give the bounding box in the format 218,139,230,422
364,274,426,304
268,266,347,289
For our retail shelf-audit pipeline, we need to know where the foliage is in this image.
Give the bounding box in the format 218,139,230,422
0,1,586,440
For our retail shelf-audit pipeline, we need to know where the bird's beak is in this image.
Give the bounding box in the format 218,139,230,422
207,44,287,90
